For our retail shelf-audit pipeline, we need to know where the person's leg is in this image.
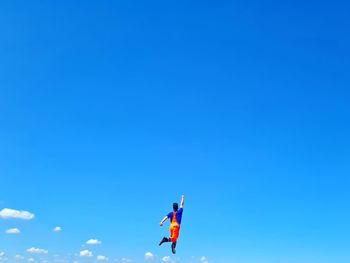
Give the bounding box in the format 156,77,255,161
159,225,175,246
170,226,180,254
159,237,170,246
171,242,176,254
170,226,179,242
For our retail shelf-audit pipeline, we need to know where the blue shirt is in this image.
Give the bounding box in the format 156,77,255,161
167,208,183,224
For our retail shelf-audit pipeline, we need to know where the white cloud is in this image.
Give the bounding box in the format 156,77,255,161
26,248,48,254
0,252,7,261
5,228,20,234
97,255,108,261
79,250,93,257
28,259,34,262
200,256,208,263
15,255,24,260
0,208,34,220
86,239,102,245
162,256,171,263
53,226,62,232
144,252,154,261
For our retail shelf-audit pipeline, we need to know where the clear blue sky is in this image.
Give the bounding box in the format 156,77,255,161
0,0,349,262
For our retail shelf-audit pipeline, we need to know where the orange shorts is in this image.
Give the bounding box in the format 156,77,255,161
170,224,180,243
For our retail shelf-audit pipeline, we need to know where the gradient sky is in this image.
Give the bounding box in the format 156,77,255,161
0,1,349,263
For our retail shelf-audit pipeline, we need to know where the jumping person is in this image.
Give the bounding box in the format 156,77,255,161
159,195,185,254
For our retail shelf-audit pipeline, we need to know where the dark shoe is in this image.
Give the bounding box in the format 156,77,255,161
159,237,168,246
171,242,176,254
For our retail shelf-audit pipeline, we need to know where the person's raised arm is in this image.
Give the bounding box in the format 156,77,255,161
180,195,185,208
160,216,168,226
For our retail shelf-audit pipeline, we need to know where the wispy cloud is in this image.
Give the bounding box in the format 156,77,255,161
80,250,93,257
14,254,24,260
53,226,62,232
144,252,154,261
162,256,172,263
86,239,102,245
5,228,20,234
0,208,34,220
200,256,209,263
26,248,48,254
97,255,108,261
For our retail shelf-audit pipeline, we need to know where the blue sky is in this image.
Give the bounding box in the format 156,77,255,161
0,0,349,262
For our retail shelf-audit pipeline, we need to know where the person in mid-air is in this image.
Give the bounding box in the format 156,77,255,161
159,195,185,254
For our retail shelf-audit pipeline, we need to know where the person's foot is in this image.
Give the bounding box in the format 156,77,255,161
171,242,176,254
159,237,168,246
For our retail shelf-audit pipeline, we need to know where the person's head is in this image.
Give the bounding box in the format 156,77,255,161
173,202,179,212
